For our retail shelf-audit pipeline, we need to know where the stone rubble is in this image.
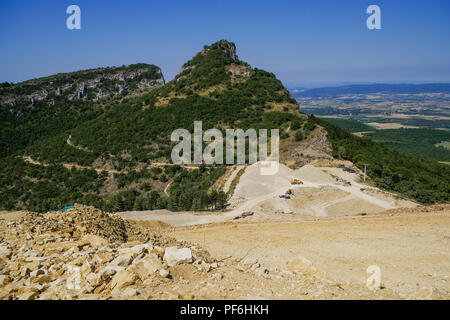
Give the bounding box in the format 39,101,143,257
0,205,211,300
1,204,441,299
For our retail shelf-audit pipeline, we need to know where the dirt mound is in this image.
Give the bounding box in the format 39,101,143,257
381,204,450,216
230,162,293,200
18,204,154,245
128,220,172,229
293,165,336,184
0,205,218,300
230,163,336,203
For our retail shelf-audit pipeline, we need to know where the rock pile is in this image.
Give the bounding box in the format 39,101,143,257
18,205,154,244
0,205,212,300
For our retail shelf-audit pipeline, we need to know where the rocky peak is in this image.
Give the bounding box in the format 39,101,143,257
216,40,238,61
196,40,238,62
177,40,242,79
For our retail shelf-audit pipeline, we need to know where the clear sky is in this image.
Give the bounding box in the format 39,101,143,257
1,0,449,86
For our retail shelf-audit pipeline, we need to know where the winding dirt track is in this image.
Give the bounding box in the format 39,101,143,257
22,156,198,175
222,166,244,194
120,167,399,226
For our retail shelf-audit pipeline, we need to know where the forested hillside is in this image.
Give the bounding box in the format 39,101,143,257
364,129,450,162
0,40,448,212
0,64,164,158
315,117,450,204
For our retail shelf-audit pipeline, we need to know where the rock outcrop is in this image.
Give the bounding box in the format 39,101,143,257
216,39,238,61
1,64,165,116
288,126,334,167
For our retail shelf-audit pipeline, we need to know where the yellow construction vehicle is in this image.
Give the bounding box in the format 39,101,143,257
290,179,303,185
286,189,293,195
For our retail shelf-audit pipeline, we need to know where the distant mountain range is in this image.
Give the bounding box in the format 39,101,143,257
291,83,450,97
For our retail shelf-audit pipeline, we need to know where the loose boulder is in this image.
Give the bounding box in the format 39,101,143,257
163,247,192,267
110,270,140,290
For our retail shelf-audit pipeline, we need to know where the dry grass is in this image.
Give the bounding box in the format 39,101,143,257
128,219,172,229
436,141,450,150
366,122,419,129
226,167,245,199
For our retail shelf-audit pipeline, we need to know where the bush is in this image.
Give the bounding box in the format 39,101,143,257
291,119,302,130
294,130,304,141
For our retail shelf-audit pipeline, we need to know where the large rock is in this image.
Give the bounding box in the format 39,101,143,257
66,266,82,290
131,255,163,279
86,273,102,287
0,244,12,260
159,269,169,278
93,252,114,264
81,260,94,277
0,275,12,287
100,265,125,276
242,257,258,266
110,270,139,290
33,275,53,284
163,247,192,267
80,234,108,248
18,290,39,300
110,254,134,267
117,244,148,257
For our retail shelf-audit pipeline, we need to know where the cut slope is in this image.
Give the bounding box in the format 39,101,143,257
229,161,416,218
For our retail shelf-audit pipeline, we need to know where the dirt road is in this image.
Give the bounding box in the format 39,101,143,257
120,179,401,226
222,166,244,194
22,156,198,176
165,207,450,299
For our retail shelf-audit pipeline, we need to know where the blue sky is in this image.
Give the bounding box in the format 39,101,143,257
1,0,449,86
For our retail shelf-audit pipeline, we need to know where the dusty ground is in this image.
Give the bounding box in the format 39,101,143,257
164,206,450,299
120,162,416,226
2,207,449,299
115,162,448,299
3,161,447,300
0,208,414,300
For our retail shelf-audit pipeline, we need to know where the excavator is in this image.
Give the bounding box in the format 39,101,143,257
279,189,293,199
290,178,303,185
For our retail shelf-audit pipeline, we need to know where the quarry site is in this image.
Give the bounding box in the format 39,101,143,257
1,0,449,309
1,160,449,300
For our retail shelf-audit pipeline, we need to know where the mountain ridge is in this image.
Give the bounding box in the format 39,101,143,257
0,40,448,213
292,83,450,97
0,63,165,158
1,63,164,111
